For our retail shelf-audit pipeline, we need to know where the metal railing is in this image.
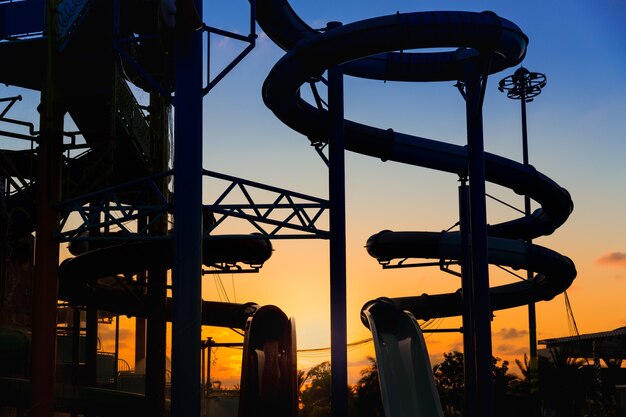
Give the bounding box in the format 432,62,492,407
114,72,152,170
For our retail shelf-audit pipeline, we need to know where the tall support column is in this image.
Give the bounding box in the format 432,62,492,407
32,1,63,415
85,305,98,387
328,63,348,417
135,218,147,369
459,178,477,417
172,1,204,415
135,277,147,367
464,60,495,417
146,92,170,417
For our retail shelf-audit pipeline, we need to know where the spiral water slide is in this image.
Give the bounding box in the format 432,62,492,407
257,0,576,413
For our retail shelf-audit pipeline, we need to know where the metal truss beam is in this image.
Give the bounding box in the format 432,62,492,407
56,169,329,241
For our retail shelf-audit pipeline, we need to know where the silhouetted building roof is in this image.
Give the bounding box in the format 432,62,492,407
538,327,626,361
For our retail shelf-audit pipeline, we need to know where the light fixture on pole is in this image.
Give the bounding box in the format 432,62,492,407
498,67,546,416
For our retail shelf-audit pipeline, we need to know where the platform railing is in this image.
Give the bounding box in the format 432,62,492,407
114,71,153,171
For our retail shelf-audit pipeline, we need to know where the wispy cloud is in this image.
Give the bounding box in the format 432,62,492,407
495,328,528,340
495,344,527,355
596,252,626,268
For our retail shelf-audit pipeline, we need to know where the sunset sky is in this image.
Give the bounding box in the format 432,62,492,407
3,0,626,388
191,0,626,385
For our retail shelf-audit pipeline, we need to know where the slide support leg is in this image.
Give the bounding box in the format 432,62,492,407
464,59,495,417
328,62,348,417
172,0,204,415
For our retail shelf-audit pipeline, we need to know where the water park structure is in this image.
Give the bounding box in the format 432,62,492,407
0,1,576,417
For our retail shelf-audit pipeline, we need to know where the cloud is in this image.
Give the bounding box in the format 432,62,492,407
495,344,527,355
596,252,626,268
213,35,233,49
495,328,528,340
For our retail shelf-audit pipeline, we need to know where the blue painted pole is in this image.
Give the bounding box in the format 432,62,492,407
464,60,495,417
328,62,348,417
172,1,203,415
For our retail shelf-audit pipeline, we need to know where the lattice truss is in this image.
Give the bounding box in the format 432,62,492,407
57,170,329,242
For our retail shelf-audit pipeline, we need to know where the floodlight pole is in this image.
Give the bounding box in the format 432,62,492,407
498,67,547,415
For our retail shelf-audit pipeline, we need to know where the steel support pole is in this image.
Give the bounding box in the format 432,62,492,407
85,305,98,387
201,343,206,387
135,217,147,369
172,1,204,415
71,307,81,417
72,307,81,387
464,60,495,417
207,343,211,390
459,179,477,417
114,314,120,386
521,91,539,414
32,2,63,414
146,93,169,417
328,64,348,417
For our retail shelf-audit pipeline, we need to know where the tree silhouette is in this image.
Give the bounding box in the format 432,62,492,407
432,351,520,416
433,351,465,415
353,356,384,417
299,362,332,417
538,347,586,417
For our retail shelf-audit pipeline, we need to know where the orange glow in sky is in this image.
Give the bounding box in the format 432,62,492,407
6,0,624,394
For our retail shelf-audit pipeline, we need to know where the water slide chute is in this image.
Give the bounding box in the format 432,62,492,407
256,0,576,414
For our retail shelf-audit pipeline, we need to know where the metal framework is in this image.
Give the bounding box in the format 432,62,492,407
56,169,329,242
202,0,257,95
203,169,329,239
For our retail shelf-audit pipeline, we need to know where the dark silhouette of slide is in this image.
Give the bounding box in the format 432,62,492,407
59,235,272,328
256,0,575,414
238,305,297,417
361,300,443,416
0,1,290,413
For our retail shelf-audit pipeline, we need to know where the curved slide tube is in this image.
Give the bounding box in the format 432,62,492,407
59,236,273,328
256,1,576,414
238,305,297,417
364,231,576,320
361,300,443,417
59,235,272,329
257,0,575,327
